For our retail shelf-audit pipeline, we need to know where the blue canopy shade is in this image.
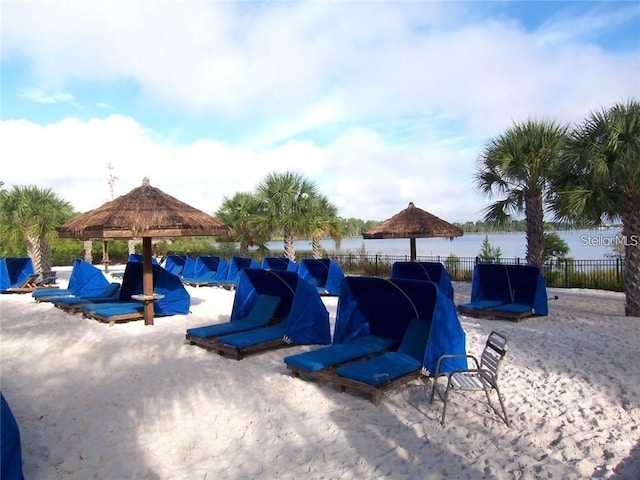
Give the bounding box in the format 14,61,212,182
31,258,110,300
333,276,466,374
391,261,455,300
297,258,345,295
119,261,190,316
1,392,24,480
261,257,297,272
232,268,330,345
163,255,187,276
0,257,35,292
181,256,197,279
219,256,260,286
182,255,228,284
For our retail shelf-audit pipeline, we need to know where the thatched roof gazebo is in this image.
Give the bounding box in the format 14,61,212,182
363,202,463,261
57,178,229,325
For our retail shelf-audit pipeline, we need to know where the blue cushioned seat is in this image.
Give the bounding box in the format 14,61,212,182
284,335,398,373
335,352,422,386
186,294,281,339
216,323,287,349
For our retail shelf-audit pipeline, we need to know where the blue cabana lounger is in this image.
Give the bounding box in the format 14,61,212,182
213,256,259,289
261,257,297,272
202,269,330,360
181,255,228,287
32,259,110,302
82,261,190,323
163,254,187,276
297,258,344,295
390,261,455,300
284,276,436,378
317,279,466,405
0,257,40,294
458,263,548,320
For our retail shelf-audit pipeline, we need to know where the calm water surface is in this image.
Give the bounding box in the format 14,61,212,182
265,228,623,260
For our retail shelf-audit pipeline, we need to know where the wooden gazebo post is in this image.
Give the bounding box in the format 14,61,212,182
142,237,154,326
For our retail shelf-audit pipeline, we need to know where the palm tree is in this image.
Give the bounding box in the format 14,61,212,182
255,171,320,261
0,185,74,276
551,100,640,317
309,194,342,259
216,192,270,256
475,119,568,270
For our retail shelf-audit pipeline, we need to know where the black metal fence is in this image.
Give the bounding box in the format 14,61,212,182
294,252,626,292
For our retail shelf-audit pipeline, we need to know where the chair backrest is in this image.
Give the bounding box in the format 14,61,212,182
480,332,508,379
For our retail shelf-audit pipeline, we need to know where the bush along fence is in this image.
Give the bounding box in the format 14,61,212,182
293,252,626,292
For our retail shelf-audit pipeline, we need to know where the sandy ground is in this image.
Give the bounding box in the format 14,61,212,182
1,266,639,479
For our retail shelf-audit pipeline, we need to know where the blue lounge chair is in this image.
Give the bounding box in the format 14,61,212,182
457,263,513,314
52,283,122,313
186,294,281,349
1,257,40,294
297,278,466,405
458,264,548,320
82,261,190,323
32,259,110,302
284,276,434,378
203,269,330,360
331,317,432,405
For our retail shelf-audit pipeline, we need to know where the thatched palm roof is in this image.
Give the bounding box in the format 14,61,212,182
363,202,462,261
57,178,229,240
363,202,463,240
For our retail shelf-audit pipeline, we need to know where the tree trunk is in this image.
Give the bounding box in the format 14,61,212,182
312,237,323,259
25,235,53,277
524,189,545,270
41,240,53,277
239,241,249,257
83,240,93,263
283,231,296,262
622,196,640,317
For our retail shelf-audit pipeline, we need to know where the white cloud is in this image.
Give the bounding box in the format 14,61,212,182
1,2,638,223
19,88,79,106
0,115,486,222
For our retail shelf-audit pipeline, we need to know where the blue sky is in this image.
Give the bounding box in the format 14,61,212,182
1,0,638,223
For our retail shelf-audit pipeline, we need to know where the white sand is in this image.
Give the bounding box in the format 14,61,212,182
1,266,639,479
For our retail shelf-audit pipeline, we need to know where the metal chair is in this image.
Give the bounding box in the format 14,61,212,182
430,331,510,427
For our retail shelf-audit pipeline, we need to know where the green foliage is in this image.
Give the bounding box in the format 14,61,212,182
543,232,570,262
478,235,502,262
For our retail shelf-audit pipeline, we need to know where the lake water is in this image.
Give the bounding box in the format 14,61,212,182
265,228,624,260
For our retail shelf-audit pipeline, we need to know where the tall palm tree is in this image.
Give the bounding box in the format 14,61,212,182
309,194,342,259
475,119,568,270
551,100,640,317
255,171,320,261
0,185,74,276
216,191,269,256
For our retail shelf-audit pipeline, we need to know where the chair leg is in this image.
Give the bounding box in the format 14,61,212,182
429,377,439,404
440,379,453,426
494,386,511,427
